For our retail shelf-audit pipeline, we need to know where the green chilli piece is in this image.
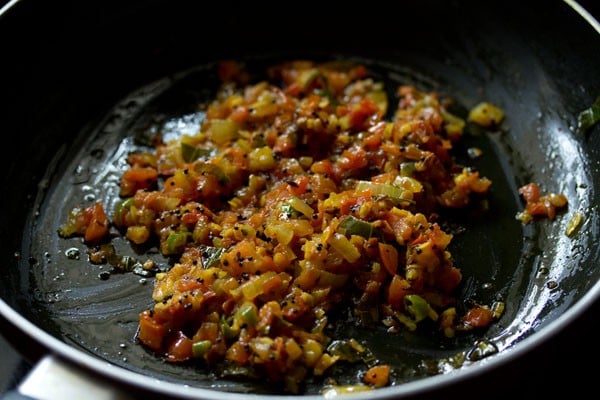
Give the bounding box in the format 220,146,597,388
404,294,438,322
338,215,379,239
165,231,189,255
238,302,259,327
194,162,230,185
221,315,240,340
113,197,134,224
192,340,212,358
181,142,214,163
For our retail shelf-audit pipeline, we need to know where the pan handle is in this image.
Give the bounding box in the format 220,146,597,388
1,355,134,400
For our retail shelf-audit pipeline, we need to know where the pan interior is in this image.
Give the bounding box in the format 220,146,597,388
1,0,599,397
13,54,595,395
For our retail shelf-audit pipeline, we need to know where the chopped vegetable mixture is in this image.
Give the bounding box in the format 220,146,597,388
58,60,567,393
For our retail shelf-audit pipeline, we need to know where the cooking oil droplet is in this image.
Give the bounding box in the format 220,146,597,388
65,248,81,260
51,292,62,302
467,147,483,159
83,193,96,202
481,282,493,290
38,290,63,304
72,164,90,184
546,280,559,289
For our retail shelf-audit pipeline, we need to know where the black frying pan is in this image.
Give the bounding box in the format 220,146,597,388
1,0,599,399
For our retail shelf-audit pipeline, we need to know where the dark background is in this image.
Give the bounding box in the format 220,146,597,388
0,0,598,399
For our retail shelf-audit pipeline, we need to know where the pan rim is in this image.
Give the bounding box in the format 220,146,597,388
565,0,600,34
0,0,599,398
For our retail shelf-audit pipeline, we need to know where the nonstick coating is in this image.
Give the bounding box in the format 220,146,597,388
1,0,599,399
